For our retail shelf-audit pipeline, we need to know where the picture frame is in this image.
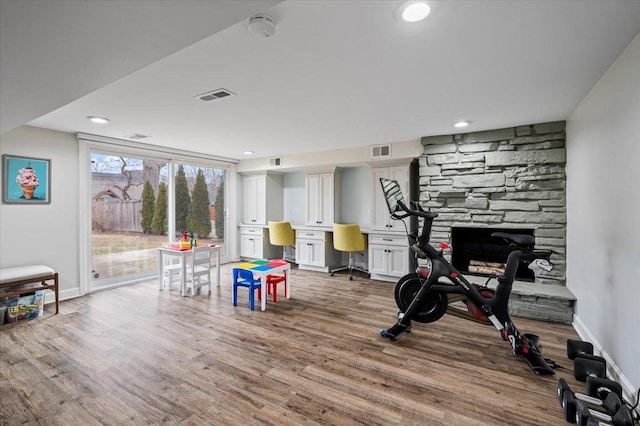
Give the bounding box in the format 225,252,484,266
2,154,51,204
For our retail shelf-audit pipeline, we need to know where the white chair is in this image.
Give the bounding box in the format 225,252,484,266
185,246,212,296
161,256,182,291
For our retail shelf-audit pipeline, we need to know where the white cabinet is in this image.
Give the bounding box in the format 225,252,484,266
243,174,266,225
240,226,272,259
368,233,409,282
240,226,264,259
371,166,410,232
295,229,336,272
305,172,341,226
242,173,283,225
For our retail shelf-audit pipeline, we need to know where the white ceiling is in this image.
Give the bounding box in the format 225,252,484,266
4,1,640,161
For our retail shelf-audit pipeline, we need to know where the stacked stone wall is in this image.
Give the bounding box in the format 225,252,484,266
420,121,567,287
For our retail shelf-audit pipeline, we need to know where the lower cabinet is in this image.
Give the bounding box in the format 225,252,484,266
240,226,269,259
295,229,335,273
368,233,409,282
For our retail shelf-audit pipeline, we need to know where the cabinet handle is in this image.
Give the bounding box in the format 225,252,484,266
306,233,314,236
383,238,392,241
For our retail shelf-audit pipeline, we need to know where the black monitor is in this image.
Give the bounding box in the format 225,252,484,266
379,177,404,214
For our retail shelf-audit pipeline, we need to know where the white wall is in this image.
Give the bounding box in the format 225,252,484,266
237,139,422,173
340,167,372,225
566,34,639,395
283,172,305,223
0,126,80,299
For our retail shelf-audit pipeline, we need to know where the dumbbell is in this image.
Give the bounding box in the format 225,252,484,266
558,377,624,406
576,400,634,426
567,339,594,359
557,378,622,423
585,377,623,401
567,339,607,381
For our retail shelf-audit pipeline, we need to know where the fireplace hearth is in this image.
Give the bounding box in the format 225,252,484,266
451,227,535,282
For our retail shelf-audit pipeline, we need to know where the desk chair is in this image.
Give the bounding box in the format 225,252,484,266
330,224,370,280
185,246,212,296
268,221,295,262
233,268,263,310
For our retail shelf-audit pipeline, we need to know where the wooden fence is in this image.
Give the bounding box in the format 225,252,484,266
92,200,142,232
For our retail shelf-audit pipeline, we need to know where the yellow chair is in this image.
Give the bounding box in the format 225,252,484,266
331,224,369,280
268,221,296,262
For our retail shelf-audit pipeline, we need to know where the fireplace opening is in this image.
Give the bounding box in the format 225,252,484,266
451,227,535,282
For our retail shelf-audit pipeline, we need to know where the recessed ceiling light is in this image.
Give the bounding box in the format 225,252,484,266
87,116,110,124
244,151,254,155
398,1,431,22
454,121,470,128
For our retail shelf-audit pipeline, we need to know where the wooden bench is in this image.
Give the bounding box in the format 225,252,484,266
0,265,59,314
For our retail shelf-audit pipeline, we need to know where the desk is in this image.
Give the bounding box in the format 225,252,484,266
234,259,290,311
158,245,221,296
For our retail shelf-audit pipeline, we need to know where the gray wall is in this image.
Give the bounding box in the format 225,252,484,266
566,34,639,398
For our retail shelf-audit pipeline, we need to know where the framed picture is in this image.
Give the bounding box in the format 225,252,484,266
2,154,51,204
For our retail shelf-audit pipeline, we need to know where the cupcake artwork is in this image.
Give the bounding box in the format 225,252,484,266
2,155,51,204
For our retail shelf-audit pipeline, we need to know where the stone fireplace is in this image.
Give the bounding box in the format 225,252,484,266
419,121,574,323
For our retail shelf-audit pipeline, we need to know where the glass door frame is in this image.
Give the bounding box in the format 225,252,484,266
78,134,237,296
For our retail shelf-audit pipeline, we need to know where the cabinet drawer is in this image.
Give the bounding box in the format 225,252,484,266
296,230,325,240
241,226,264,236
368,234,406,246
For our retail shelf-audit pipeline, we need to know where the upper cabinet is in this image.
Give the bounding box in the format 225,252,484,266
242,172,283,225
305,171,341,226
371,165,410,231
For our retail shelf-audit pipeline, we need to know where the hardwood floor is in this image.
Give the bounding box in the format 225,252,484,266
1,264,581,425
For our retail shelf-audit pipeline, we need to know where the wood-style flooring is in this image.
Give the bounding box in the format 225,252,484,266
1,264,582,425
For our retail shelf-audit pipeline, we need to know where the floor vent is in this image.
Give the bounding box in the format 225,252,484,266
269,157,282,167
195,88,235,102
371,144,391,158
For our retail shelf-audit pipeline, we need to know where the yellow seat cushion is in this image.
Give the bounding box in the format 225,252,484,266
333,224,367,252
268,221,295,246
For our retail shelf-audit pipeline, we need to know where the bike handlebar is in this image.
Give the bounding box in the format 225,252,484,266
395,200,438,220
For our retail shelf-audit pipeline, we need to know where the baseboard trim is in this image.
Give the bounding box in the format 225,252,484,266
44,287,81,305
573,314,639,408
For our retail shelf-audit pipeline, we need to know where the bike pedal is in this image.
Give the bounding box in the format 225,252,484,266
544,358,558,369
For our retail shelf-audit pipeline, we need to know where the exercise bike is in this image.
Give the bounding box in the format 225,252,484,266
378,177,557,375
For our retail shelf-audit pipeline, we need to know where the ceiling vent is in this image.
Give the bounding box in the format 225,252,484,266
371,144,391,158
195,88,235,102
269,157,282,167
125,133,151,140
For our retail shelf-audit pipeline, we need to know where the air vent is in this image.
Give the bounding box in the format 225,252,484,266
269,157,282,167
195,88,235,102
371,144,391,158
125,133,151,140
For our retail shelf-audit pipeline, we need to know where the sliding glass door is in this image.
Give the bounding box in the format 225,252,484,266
90,152,169,290
83,140,232,293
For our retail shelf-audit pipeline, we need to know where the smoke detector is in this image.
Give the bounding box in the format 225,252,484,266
248,14,276,38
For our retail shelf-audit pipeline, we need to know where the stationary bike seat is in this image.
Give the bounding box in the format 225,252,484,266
491,232,534,246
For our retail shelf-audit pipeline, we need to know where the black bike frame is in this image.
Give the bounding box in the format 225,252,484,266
400,240,525,332
380,178,555,374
